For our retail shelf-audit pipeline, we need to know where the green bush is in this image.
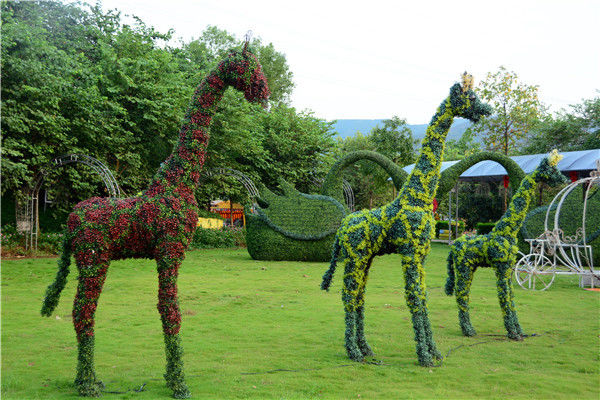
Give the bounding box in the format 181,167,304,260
435,220,465,238
476,222,496,235
246,180,346,262
0,226,64,256
245,211,335,261
189,227,246,249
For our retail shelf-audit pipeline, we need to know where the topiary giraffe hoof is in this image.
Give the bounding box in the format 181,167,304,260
172,387,191,399
346,348,364,362
430,348,443,361
507,332,524,341
461,327,477,337
76,380,104,397
358,342,374,357
417,357,434,367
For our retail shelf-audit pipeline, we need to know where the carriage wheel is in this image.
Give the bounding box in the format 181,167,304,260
515,254,556,291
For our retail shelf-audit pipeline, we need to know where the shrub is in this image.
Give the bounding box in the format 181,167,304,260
0,227,64,256
246,181,346,262
190,226,246,249
476,222,496,235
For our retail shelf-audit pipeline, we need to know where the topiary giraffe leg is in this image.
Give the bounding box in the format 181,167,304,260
72,261,109,397
355,258,374,357
454,258,477,337
355,305,373,357
341,259,363,362
403,256,440,366
156,248,190,399
343,308,363,361
495,263,523,340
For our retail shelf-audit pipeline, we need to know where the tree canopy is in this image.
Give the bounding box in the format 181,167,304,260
1,0,334,229
471,66,545,155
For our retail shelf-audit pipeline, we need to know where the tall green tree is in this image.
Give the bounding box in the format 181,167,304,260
522,95,600,153
472,66,545,155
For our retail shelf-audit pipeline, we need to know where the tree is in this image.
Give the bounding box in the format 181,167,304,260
1,1,330,232
522,95,599,153
472,66,545,155
443,128,481,161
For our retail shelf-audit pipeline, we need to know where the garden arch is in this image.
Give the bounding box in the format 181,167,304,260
18,154,121,250
202,168,260,201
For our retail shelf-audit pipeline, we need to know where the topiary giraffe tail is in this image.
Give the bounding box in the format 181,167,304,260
321,236,341,291
41,233,72,316
445,252,456,296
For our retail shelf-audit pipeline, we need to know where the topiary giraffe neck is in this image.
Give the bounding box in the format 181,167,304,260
396,97,455,209
491,169,541,238
144,68,227,199
143,49,266,200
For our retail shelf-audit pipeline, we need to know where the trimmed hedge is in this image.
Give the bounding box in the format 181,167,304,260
476,222,495,235
435,220,465,238
190,226,245,249
245,213,335,261
245,179,345,261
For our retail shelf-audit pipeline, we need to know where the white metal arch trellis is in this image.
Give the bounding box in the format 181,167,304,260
18,154,121,250
515,160,600,290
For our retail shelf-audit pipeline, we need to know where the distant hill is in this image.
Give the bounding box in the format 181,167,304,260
331,118,473,142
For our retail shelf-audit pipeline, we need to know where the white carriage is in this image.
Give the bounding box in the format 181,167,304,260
515,160,600,290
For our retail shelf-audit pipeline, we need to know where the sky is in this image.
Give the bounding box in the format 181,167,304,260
99,0,599,124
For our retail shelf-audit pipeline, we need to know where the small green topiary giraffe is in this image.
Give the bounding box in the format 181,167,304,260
445,150,567,339
321,73,492,367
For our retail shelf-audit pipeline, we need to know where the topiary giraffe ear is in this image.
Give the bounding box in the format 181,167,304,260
461,72,474,92
548,149,563,167
242,30,252,54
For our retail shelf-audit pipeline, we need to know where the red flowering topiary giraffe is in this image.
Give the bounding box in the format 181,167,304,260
41,44,269,398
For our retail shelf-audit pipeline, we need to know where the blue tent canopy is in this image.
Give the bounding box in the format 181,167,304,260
402,149,600,182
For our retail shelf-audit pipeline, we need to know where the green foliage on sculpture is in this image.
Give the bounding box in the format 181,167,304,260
437,151,525,197
321,150,408,207
445,151,567,339
245,180,346,261
322,74,492,367
247,147,527,262
40,46,269,398
245,150,407,262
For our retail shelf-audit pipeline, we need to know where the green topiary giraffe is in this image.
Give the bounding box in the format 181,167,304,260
321,73,492,367
445,150,567,340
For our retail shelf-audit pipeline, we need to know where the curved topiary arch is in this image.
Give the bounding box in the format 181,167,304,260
320,150,408,206
437,151,525,197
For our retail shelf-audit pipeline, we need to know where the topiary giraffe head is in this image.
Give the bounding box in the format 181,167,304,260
448,72,492,123
535,149,568,186
218,46,270,106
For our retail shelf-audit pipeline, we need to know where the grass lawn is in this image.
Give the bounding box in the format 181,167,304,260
2,243,599,399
